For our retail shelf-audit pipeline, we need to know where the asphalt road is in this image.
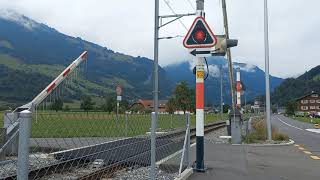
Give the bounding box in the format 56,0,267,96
272,115,320,157
189,115,320,180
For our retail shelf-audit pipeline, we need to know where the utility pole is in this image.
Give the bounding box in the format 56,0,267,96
220,65,223,120
151,1,196,178
151,1,159,179
264,0,272,141
195,0,205,172
153,0,159,115
221,0,235,111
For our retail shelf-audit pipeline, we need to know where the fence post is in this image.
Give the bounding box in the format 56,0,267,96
125,113,128,137
0,128,6,160
17,110,32,180
186,112,191,168
150,112,156,180
170,114,173,129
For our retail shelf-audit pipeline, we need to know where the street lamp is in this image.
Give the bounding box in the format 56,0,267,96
264,0,272,141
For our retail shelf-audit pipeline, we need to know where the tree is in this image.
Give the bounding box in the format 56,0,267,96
101,97,116,113
285,101,297,115
166,97,177,114
223,104,230,113
119,99,129,113
51,98,63,112
80,96,95,113
174,81,194,113
63,105,70,112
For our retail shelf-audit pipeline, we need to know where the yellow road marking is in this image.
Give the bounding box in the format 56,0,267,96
310,156,320,160
298,147,306,150
303,151,312,155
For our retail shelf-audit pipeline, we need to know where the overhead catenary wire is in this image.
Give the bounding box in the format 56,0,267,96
186,0,196,11
163,0,189,31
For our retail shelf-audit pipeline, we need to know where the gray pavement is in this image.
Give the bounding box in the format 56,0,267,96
272,115,320,157
189,143,319,180
189,115,320,180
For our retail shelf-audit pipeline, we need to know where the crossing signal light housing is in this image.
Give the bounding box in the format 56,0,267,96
183,17,217,48
212,35,238,56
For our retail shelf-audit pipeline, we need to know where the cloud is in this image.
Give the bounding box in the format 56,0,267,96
0,0,319,78
208,65,220,78
0,9,38,30
234,64,257,73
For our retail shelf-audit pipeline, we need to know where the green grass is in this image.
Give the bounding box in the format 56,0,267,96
292,116,320,124
0,111,225,138
0,111,3,124
244,117,289,143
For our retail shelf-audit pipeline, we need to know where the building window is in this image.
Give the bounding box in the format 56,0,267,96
317,100,320,103
310,100,315,103
316,106,320,110
311,94,319,97
301,100,308,104
310,106,316,110
301,106,308,110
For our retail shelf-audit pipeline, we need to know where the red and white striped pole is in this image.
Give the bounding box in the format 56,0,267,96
195,0,205,172
236,67,242,109
195,57,205,171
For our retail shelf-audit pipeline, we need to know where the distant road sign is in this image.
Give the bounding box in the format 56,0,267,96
183,17,217,49
116,85,122,96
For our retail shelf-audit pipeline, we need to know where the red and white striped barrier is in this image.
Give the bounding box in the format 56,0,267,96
236,67,242,108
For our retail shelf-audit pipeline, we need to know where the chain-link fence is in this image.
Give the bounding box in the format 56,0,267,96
0,110,223,179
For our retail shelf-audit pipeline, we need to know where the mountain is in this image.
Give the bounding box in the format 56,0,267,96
0,10,173,106
272,65,320,106
0,10,284,108
164,57,284,105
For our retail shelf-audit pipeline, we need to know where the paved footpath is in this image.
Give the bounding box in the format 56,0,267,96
189,119,320,180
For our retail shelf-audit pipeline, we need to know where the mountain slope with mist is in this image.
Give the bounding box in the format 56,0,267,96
0,10,172,106
272,65,320,106
164,57,284,105
0,10,283,108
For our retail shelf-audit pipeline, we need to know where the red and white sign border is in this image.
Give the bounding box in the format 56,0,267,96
183,16,217,49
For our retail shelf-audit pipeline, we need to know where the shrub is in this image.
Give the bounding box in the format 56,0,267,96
244,118,289,143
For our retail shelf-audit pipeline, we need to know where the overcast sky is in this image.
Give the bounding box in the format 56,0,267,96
0,0,319,78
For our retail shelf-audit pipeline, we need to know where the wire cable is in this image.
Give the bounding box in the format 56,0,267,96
186,0,196,11
163,0,188,31
204,57,209,80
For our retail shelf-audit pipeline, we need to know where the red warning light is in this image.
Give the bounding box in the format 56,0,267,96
183,17,217,48
194,29,206,43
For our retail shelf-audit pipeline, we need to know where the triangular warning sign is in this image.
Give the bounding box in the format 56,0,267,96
183,17,217,49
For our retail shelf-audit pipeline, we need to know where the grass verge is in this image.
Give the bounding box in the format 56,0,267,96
244,117,289,143
292,116,320,124
0,111,226,138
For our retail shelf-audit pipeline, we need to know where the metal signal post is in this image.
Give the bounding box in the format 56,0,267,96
195,0,205,172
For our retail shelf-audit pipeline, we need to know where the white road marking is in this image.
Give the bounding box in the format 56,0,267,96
276,117,304,131
303,151,312,155
305,129,320,134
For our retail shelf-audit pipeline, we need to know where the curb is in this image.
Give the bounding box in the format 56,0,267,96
232,139,295,147
174,168,193,180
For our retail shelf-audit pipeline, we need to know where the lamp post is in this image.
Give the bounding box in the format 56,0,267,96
264,0,272,141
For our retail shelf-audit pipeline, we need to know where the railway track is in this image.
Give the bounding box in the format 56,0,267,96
2,121,225,180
